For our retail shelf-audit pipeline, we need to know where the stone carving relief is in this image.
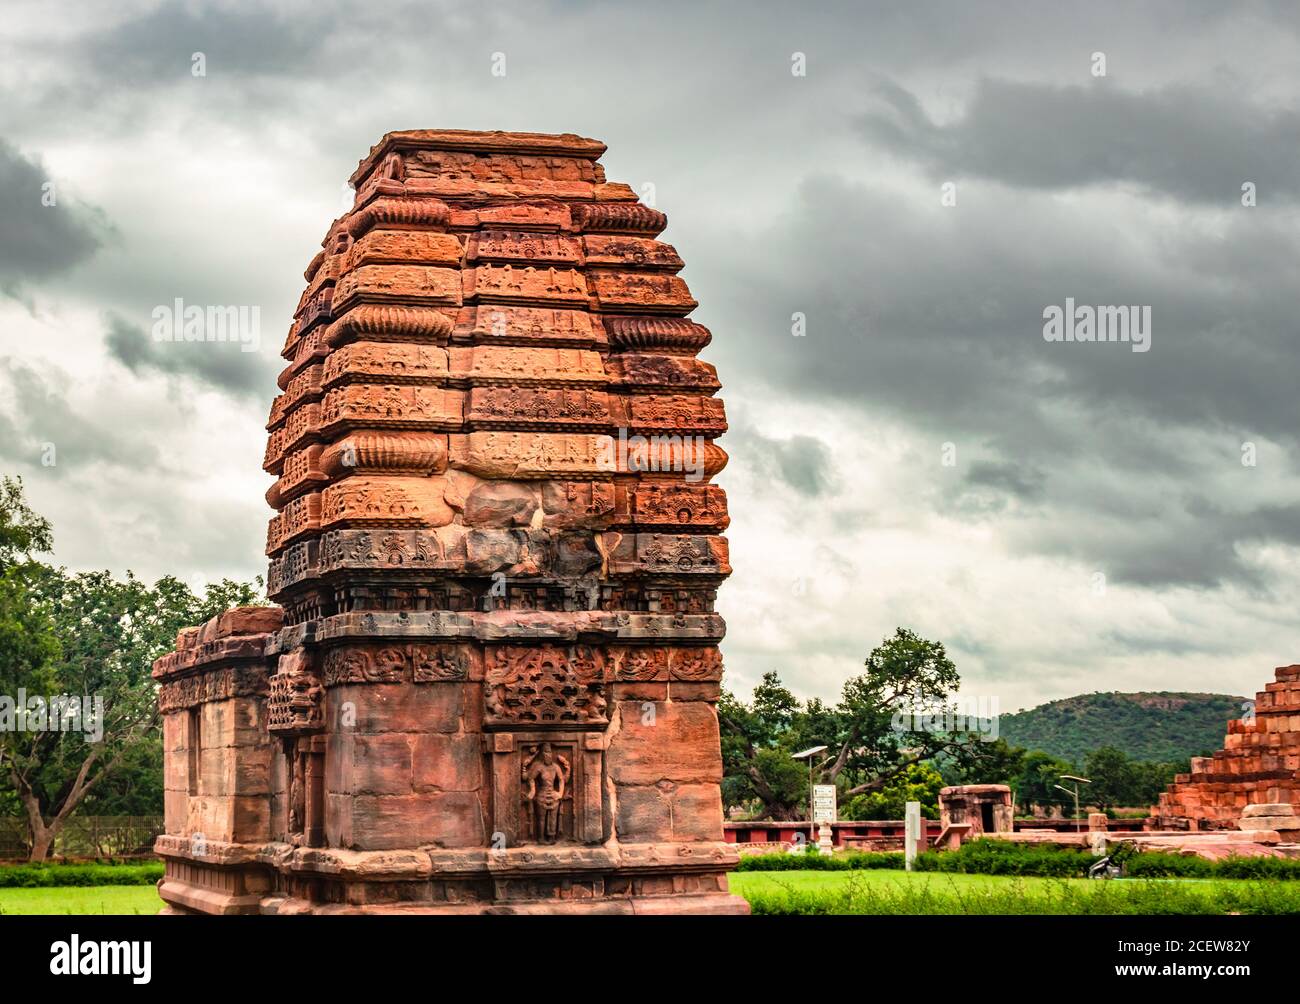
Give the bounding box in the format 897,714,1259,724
522,742,570,844
322,645,407,684
484,645,608,728
322,643,473,685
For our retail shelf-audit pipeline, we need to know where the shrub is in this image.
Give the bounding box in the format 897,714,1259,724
842,764,944,821
1213,855,1300,880
914,838,1095,877
1124,852,1213,878
736,839,1300,882
0,860,163,888
1125,852,1300,880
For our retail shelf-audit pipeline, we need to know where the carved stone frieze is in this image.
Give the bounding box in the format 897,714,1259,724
484,644,609,728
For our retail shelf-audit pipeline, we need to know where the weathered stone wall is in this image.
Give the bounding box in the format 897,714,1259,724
153,607,282,912
322,680,486,851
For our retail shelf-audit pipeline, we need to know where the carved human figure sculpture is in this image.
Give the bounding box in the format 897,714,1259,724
524,742,568,844
288,756,304,837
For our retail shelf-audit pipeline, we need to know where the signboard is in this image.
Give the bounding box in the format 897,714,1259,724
812,784,837,823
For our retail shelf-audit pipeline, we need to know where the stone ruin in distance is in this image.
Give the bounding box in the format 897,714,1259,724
151,129,747,914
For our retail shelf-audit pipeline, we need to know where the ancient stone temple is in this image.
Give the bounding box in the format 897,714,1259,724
938,784,1013,839
1153,665,1300,830
152,130,745,914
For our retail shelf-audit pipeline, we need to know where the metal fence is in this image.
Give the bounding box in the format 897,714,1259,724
0,816,163,860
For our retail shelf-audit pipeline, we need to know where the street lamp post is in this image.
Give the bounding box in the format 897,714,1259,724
1054,775,1092,833
791,745,829,852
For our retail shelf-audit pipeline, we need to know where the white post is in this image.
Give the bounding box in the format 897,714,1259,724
817,820,834,856
904,800,921,872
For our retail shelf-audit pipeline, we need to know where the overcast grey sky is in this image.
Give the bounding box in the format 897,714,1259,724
2,0,1297,711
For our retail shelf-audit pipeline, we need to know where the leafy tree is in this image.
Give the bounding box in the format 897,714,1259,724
842,762,945,820
1083,745,1138,811
718,673,808,819
1083,746,1186,812
0,475,59,697
939,738,1026,788
1012,750,1077,815
0,476,60,829
0,476,53,564
1131,757,1186,807
0,476,264,859
720,629,1010,818
76,731,163,816
821,628,1002,799
0,560,59,703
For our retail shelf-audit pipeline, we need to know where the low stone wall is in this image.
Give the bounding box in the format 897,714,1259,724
724,815,1147,852
725,820,941,850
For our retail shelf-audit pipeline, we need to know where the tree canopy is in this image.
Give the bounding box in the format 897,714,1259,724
720,628,1009,819
718,629,1187,822
0,476,263,859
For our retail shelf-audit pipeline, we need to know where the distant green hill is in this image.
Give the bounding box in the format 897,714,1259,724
998,692,1246,765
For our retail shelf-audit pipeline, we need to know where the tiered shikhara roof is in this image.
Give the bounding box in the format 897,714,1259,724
263,129,730,661
1154,665,1300,829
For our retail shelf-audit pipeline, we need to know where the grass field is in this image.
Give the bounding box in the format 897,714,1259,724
730,868,1300,914
4,870,1298,915
0,885,164,915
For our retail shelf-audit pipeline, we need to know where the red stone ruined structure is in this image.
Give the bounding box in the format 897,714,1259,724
1154,665,1300,830
151,130,746,914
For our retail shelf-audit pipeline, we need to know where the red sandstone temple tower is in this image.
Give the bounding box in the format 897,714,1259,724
152,130,746,913
1154,665,1300,830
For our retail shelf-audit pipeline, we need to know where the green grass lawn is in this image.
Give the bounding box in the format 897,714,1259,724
730,868,1300,915
6,869,1297,915
0,885,164,915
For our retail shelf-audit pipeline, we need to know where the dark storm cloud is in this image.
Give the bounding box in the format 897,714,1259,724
859,77,1300,204
731,424,837,499
104,314,275,401
0,139,108,288
964,460,1046,502
88,1,340,84
1099,627,1243,659
0,1,361,140
0,358,156,472
709,176,1300,453
1017,496,1300,591
0,0,1296,706
697,163,1300,588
